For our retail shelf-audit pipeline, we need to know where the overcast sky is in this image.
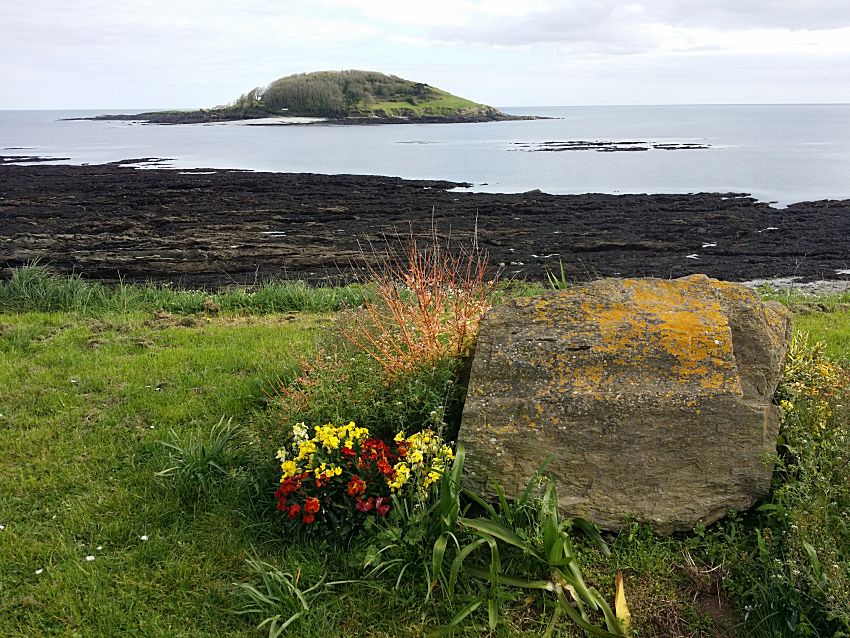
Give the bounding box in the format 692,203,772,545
2,0,850,109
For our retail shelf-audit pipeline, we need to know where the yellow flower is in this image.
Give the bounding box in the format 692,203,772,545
314,424,341,451
388,462,410,491
423,470,441,488
296,440,317,461
394,431,406,443
280,460,298,479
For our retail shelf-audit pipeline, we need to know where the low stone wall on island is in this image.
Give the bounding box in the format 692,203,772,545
458,274,793,534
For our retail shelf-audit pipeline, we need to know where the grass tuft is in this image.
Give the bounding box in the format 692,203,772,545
157,417,244,503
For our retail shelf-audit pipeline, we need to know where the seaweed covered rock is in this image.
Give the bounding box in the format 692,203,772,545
458,275,792,534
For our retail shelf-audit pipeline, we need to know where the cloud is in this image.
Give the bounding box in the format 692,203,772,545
2,0,849,107
646,0,850,31
319,0,552,28
428,0,850,53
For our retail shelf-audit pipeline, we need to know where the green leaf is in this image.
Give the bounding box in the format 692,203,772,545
487,596,499,630
493,482,513,526
543,603,563,638
802,541,822,581
460,518,537,555
575,518,611,557
437,443,464,532
557,593,626,637
517,456,553,506
449,598,483,627
460,485,498,519
541,480,561,564
449,538,487,597
589,587,625,635
431,532,450,586
463,566,553,590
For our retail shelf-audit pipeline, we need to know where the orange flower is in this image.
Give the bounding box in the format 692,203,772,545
346,476,367,497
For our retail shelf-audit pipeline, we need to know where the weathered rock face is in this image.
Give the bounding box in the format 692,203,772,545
458,275,792,534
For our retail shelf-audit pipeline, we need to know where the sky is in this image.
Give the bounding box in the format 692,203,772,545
2,0,850,108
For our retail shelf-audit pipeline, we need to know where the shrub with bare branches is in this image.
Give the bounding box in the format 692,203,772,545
343,241,495,377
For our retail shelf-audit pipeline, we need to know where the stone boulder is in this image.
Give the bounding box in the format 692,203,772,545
458,275,792,534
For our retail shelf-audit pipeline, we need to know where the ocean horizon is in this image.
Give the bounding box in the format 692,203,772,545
3,104,850,206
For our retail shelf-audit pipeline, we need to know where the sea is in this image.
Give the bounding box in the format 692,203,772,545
2,104,850,207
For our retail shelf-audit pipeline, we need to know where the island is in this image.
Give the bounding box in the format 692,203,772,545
73,70,540,125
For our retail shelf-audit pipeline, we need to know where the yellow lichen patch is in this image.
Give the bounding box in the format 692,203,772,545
533,278,743,399
486,422,523,435
706,277,761,304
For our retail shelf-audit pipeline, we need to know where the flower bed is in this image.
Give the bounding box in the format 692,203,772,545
275,421,453,529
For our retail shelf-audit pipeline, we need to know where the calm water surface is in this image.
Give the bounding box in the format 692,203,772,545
2,105,849,206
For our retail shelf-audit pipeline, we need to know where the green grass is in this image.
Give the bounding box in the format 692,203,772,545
793,310,850,362
359,90,486,117
3,269,850,636
0,265,371,315
755,285,850,360
0,311,325,636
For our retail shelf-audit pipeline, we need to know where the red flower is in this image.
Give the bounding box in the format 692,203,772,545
304,497,321,514
276,500,286,511
288,504,301,519
341,447,355,458
276,473,307,498
346,476,367,497
302,513,315,524
397,445,408,457
376,497,390,516
356,496,374,512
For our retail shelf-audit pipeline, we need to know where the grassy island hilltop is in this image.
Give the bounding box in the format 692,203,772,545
85,70,535,125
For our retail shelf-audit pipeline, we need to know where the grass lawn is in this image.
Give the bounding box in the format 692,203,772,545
0,312,325,636
2,272,849,637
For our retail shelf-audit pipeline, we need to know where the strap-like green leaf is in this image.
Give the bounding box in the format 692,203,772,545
449,537,487,597
460,518,537,555
449,598,483,627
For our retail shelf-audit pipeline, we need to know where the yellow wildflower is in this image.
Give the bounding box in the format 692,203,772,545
280,460,298,479
423,470,441,488
388,462,411,491
296,439,317,461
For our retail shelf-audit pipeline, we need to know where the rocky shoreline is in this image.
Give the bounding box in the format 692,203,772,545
1,160,849,288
